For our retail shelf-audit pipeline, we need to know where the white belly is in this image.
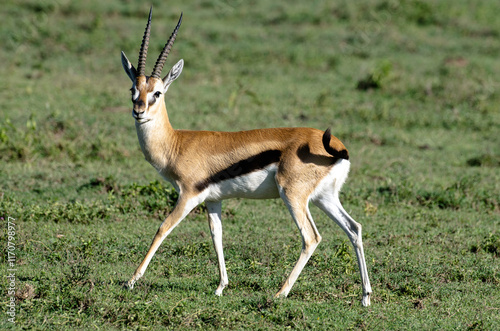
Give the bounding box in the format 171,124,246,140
203,164,280,201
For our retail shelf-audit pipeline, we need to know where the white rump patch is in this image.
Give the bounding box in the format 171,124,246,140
310,159,350,202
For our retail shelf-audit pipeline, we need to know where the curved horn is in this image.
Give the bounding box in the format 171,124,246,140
137,7,153,77
151,13,183,79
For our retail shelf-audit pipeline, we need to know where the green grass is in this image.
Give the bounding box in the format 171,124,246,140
1,0,499,329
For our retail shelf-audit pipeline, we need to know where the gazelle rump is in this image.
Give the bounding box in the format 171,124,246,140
120,8,372,306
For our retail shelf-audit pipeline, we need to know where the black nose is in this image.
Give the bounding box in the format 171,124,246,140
133,100,146,114
132,110,142,119
134,100,145,108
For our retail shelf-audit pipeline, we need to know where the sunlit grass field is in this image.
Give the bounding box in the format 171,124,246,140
1,0,499,329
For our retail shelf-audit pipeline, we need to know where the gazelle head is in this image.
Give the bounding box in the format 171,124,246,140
121,8,184,124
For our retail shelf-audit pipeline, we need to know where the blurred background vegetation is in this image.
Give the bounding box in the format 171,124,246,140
0,0,499,329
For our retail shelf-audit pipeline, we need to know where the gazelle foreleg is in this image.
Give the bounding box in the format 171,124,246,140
206,201,229,296
275,190,322,298
127,194,201,289
313,193,372,306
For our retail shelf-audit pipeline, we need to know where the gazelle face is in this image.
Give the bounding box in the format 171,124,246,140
122,58,184,124
129,76,164,124
120,8,183,125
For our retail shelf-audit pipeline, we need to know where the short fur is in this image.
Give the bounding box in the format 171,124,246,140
121,9,372,306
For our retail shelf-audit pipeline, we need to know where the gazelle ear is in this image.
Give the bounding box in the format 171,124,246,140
121,51,137,82
162,59,184,93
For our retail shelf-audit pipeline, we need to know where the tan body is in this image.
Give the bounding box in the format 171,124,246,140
139,115,345,196
121,8,372,306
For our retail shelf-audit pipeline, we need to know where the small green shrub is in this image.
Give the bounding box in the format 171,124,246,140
356,61,392,90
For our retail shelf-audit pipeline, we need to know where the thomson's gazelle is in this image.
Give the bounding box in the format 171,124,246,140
121,8,372,306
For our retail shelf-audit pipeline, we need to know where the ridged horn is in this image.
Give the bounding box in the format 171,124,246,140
151,12,183,79
137,7,153,77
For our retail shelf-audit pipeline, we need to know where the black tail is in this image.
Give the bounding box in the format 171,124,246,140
322,127,349,160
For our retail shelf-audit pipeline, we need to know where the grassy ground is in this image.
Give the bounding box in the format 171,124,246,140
1,0,499,329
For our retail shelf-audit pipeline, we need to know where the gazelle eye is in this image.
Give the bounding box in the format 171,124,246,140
154,91,161,98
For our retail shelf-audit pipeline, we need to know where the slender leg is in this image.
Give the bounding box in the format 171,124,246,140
275,191,322,298
206,201,228,296
127,195,201,289
313,193,372,306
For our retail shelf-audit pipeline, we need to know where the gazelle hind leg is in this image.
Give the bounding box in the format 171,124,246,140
313,193,372,306
127,194,201,289
275,190,322,298
206,201,228,296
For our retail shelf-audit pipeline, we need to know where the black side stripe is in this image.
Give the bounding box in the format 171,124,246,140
296,143,336,166
195,150,282,192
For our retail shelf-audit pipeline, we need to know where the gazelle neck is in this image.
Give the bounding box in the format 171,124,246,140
135,98,175,171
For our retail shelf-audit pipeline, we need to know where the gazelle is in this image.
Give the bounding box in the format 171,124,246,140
120,8,372,306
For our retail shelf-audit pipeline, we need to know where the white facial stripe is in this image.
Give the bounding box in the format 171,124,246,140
148,91,162,104
131,87,139,101
148,92,156,104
